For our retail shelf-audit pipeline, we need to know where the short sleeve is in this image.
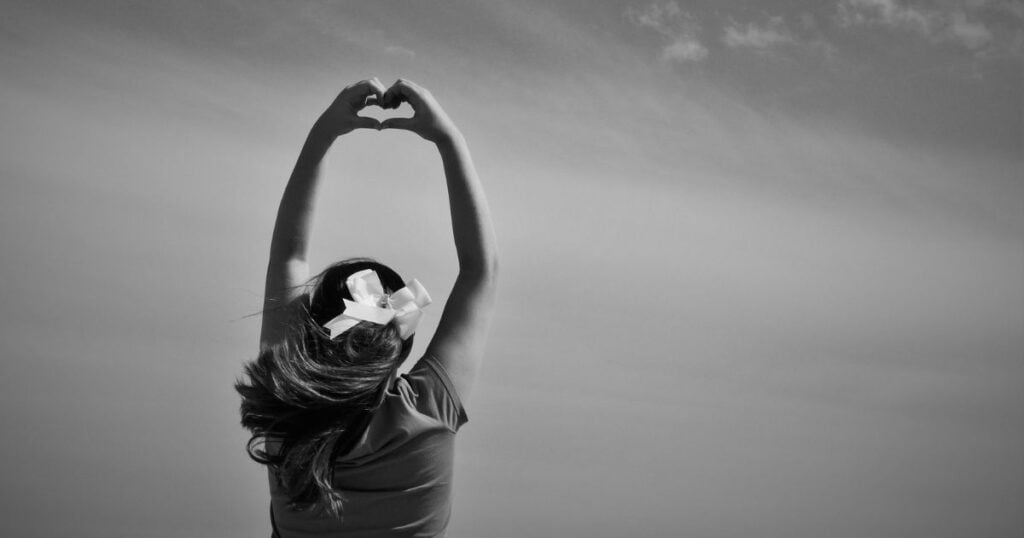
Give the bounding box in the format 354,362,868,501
405,355,469,432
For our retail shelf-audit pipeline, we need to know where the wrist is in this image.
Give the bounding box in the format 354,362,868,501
433,127,465,149
309,115,337,137
308,120,338,143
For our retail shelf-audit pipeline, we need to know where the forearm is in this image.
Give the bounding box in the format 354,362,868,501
260,79,384,342
268,127,335,263
435,130,498,277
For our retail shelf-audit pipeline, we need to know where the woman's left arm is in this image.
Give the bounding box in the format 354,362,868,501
260,78,386,345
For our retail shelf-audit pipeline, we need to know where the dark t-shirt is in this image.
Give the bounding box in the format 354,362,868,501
269,355,468,538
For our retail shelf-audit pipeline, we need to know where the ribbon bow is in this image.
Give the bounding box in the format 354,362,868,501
322,269,432,340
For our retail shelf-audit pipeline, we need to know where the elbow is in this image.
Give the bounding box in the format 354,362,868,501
460,253,499,284
484,256,499,281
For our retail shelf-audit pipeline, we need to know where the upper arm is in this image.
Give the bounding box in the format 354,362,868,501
259,258,310,345
424,268,498,403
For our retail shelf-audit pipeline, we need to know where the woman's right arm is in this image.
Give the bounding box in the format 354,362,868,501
260,78,386,346
381,80,498,401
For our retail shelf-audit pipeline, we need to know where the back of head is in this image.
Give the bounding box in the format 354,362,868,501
236,257,415,515
309,258,415,373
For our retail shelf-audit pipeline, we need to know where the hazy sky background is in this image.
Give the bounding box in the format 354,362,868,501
1,1,1021,536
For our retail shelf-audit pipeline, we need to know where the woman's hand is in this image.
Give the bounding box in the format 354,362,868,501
313,78,388,138
379,79,459,143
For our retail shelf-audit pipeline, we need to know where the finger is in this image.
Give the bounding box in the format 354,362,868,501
380,117,415,131
388,79,425,108
352,116,382,130
381,78,426,111
368,77,387,100
356,77,387,108
379,84,406,110
346,79,386,105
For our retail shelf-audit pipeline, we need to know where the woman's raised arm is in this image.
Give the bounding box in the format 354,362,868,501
260,79,387,345
381,79,499,401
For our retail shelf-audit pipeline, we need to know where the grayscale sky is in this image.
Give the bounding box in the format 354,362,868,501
1,1,1021,537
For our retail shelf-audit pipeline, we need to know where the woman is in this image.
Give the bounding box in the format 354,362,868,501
236,77,498,537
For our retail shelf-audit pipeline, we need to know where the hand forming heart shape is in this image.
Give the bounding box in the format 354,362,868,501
356,93,413,123
316,77,458,143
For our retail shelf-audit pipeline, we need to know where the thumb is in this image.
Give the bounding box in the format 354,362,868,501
353,116,382,130
381,117,415,131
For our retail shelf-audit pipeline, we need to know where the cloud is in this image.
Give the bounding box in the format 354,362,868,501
965,0,1024,19
722,16,796,50
837,0,934,33
662,37,709,61
626,0,683,37
383,45,416,60
1002,0,1024,19
627,1,708,63
947,11,994,49
836,0,996,51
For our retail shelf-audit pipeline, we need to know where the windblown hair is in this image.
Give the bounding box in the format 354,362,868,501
236,258,414,516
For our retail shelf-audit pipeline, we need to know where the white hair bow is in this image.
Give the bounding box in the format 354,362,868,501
322,269,432,340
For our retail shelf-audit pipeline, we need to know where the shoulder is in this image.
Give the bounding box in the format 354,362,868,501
338,356,468,462
398,355,469,432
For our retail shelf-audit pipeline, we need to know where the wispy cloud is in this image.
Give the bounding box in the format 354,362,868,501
947,11,994,49
722,16,796,50
964,0,1024,20
836,0,996,51
627,1,708,63
383,45,416,60
661,37,709,61
626,0,682,35
837,0,934,34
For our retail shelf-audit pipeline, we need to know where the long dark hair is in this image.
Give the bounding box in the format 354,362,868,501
235,258,414,516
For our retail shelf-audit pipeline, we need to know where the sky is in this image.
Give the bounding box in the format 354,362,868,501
0,0,1021,536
